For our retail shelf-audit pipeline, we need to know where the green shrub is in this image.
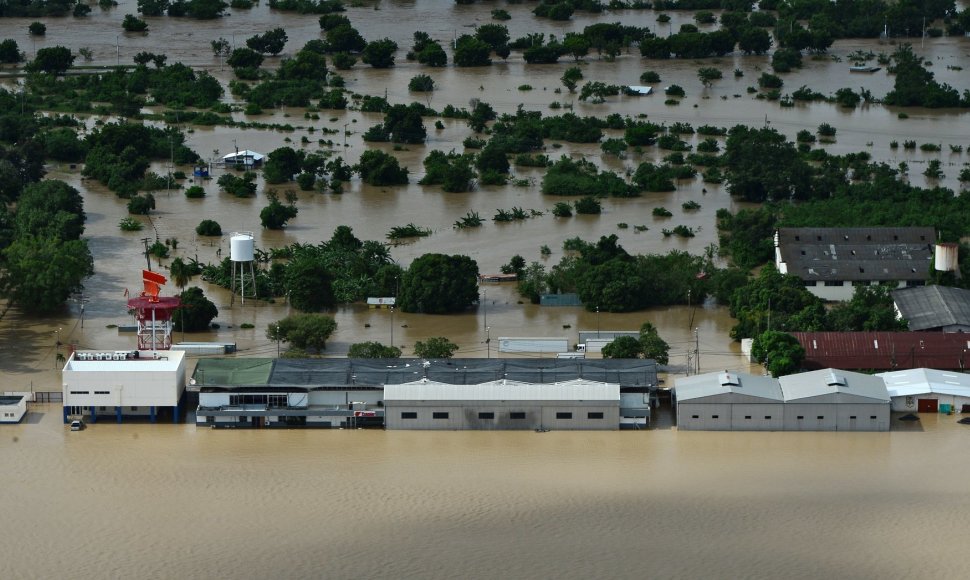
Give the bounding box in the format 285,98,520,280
196,220,223,236
184,185,206,198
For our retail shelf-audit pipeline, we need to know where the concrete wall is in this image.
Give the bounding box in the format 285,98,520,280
677,404,732,431
385,401,617,430
729,404,785,431
782,405,840,431
835,405,890,431
63,360,185,408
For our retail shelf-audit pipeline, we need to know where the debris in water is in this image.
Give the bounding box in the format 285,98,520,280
898,414,920,422
957,417,970,425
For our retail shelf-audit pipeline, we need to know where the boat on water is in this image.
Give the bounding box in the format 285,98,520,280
849,65,881,73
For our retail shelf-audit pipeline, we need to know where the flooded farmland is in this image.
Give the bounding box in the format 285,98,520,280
2,4,970,577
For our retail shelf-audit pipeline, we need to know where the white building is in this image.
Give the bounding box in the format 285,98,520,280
221,150,265,167
779,369,890,431
0,395,28,424
876,368,970,413
774,227,935,301
675,372,785,431
62,350,186,424
384,378,619,431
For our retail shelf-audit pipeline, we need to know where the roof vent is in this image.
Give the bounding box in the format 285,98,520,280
827,371,847,387
719,372,740,387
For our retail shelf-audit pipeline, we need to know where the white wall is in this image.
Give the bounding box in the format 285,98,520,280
63,360,185,408
891,394,970,412
0,397,27,423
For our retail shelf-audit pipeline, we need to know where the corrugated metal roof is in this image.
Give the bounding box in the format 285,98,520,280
384,379,619,402
893,286,970,331
791,332,970,371
194,358,659,388
674,372,784,402
779,369,890,402
777,227,935,282
876,368,970,398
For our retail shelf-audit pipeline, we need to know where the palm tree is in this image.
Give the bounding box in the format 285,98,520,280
169,257,190,292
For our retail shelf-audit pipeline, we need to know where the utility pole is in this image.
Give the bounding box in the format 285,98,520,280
486,326,491,359
276,324,281,358
343,123,349,149
482,287,487,330
54,327,62,369
390,306,395,348
596,305,600,338
141,237,152,271
116,35,120,66
695,327,700,375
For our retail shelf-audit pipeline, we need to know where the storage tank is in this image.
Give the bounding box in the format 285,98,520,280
935,243,958,272
230,232,255,262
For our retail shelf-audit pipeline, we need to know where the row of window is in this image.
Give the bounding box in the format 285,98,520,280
690,414,878,420
69,391,111,395
401,411,605,420
3,412,17,418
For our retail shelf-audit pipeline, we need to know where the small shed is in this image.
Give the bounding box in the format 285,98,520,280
625,85,654,95
779,369,890,431
366,297,395,309
675,371,785,431
222,150,265,167
876,368,970,413
0,395,27,424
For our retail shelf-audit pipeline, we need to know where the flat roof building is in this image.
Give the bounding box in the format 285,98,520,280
775,227,935,301
0,395,27,424
62,350,186,424
876,368,970,413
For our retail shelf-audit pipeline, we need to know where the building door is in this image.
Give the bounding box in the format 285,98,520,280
917,399,938,413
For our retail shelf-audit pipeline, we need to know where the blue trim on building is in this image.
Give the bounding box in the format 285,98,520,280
116,406,123,424
89,406,96,423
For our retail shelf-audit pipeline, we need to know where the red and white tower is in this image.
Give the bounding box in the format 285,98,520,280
127,270,181,351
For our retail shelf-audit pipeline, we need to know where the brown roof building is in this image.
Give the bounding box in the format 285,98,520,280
791,332,970,371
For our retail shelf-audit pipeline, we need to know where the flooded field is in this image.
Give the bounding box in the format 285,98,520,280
1,3,969,392
2,405,970,579
3,3,970,578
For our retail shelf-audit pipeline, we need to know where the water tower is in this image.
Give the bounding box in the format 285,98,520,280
935,242,960,277
230,231,257,305
127,270,180,350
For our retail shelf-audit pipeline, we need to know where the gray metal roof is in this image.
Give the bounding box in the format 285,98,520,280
779,369,890,403
384,379,619,402
893,286,970,331
252,358,658,388
674,371,784,402
876,368,970,398
777,227,935,282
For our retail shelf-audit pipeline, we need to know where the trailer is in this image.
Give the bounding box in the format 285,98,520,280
498,337,569,354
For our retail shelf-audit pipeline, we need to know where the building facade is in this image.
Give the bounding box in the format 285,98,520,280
384,379,619,430
877,368,970,413
0,395,27,424
775,227,935,301
675,372,785,431
62,350,186,423
675,369,891,431
778,369,890,431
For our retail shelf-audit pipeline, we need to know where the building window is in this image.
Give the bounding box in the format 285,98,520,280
401,412,417,419
510,412,526,420
206,416,214,424
712,415,719,419
691,415,699,419
130,406,139,411
797,416,804,420
764,416,772,420
432,412,449,420
478,412,495,420
870,415,877,419
94,391,109,395
69,391,89,395
587,412,604,420
556,412,573,419
824,280,843,286
745,415,752,420
850,416,857,420
817,416,824,420
804,281,816,287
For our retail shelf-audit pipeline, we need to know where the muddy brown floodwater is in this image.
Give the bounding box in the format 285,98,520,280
2,3,970,578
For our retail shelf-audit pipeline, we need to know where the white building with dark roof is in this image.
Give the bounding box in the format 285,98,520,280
876,368,970,413
893,286,970,333
778,369,890,431
775,227,935,301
